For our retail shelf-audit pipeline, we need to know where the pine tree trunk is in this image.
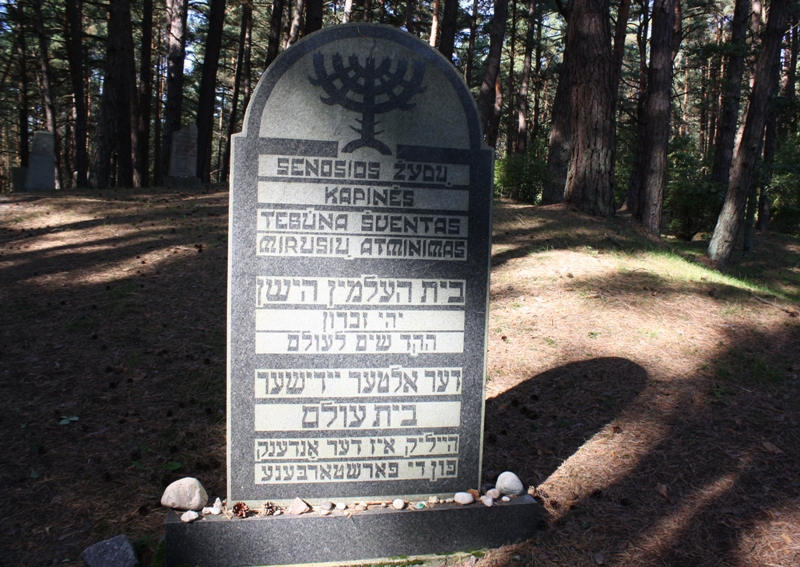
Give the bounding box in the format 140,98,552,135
464,0,479,84
710,0,748,185
406,0,417,35
505,0,518,152
430,0,440,47
65,0,88,188
623,0,649,216
90,0,133,188
222,3,252,183
564,0,616,217
756,45,781,232
287,0,304,46
532,10,542,141
304,0,323,35
486,75,504,148
266,0,285,67
708,0,789,271
544,42,570,203
515,0,536,155
160,0,189,185
197,0,227,183
640,0,675,235
344,0,354,23
438,0,459,62
14,5,29,169
118,0,138,188
136,0,154,187
612,0,631,100
477,0,509,143
32,0,63,189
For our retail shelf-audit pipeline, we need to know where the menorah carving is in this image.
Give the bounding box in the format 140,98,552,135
309,53,426,155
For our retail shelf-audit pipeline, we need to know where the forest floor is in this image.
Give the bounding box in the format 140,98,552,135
0,188,798,567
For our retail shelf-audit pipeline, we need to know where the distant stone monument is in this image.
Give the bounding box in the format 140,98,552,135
26,131,55,191
166,24,538,567
11,167,27,193
167,124,200,186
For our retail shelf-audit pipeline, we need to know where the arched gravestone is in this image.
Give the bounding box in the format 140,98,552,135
228,24,493,505
166,25,539,567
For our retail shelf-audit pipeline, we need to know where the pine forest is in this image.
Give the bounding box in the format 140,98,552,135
2,0,800,270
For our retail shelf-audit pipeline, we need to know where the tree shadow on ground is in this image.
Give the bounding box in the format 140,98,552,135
482,322,800,566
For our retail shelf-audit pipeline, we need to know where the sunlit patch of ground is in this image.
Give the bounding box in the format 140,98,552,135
0,193,798,566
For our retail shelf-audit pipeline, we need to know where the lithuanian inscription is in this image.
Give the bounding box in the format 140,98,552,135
228,24,493,504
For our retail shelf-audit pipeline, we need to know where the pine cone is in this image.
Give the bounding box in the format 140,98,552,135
262,501,278,516
232,501,250,518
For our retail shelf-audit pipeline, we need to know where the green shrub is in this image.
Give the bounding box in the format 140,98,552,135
665,137,724,240
494,150,550,204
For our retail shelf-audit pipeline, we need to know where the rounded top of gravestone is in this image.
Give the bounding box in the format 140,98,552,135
239,24,484,154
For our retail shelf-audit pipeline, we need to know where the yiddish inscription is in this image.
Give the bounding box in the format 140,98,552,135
228,24,493,503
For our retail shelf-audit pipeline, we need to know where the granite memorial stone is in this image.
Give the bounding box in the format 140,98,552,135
228,22,493,505
167,24,539,567
167,124,200,186
26,131,55,191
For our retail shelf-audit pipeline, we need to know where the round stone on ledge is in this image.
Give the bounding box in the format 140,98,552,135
392,498,406,510
454,492,475,505
496,471,525,495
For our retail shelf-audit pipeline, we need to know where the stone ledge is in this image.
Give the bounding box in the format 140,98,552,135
165,495,540,567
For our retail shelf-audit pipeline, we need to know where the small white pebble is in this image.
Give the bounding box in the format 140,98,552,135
180,510,199,523
273,510,282,516
336,502,346,510
502,496,511,502
392,498,406,510
213,497,223,509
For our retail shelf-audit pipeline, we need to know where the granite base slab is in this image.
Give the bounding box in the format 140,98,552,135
165,495,540,567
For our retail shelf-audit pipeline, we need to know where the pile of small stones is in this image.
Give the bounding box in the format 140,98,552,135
162,471,527,523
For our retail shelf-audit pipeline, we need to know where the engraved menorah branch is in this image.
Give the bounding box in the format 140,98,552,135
309,53,426,155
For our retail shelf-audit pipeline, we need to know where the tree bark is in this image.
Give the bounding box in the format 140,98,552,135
90,0,135,188
430,0,440,47
197,0,227,183
222,2,252,183
406,0,417,35
544,42,570,203
159,0,189,185
287,0,305,46
486,75,504,148
304,0,323,35
32,0,63,189
505,0,518,152
477,0,510,143
710,0,749,186
438,0,459,62
136,0,154,187
612,0,631,99
623,0,649,216
266,0,285,67
14,5,30,169
564,0,616,217
708,0,789,271
756,42,781,232
344,0,354,23
515,0,536,155
464,0,479,84
639,0,676,235
65,0,88,188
